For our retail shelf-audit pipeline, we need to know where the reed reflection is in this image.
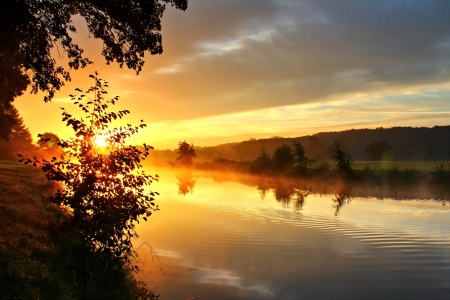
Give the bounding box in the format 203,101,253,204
332,186,353,216
293,189,311,211
270,181,312,211
176,171,196,195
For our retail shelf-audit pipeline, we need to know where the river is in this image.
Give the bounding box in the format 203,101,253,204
134,170,450,300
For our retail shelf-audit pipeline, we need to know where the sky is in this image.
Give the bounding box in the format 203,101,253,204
15,0,450,150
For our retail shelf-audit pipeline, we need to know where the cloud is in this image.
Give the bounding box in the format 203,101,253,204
141,0,450,120
16,0,450,148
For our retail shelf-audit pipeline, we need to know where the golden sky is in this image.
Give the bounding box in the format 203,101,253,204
15,0,450,150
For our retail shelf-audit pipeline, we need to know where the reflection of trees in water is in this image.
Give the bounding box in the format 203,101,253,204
255,178,271,200
332,186,352,216
176,172,196,195
273,183,296,203
271,181,312,211
293,189,311,211
214,173,450,215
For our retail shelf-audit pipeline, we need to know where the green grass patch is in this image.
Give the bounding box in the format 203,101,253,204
310,160,448,171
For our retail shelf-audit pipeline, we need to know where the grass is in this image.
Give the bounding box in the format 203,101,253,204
182,159,450,186
307,160,448,171
0,162,153,299
349,160,449,171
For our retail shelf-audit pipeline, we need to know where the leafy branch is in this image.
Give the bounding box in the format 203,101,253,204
23,73,158,260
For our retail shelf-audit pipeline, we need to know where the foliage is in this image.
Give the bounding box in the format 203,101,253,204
331,141,352,172
176,141,196,166
272,144,295,172
36,132,64,160
250,148,273,173
153,126,450,162
0,0,188,139
365,140,393,160
0,105,36,160
24,73,159,259
0,105,16,141
0,163,156,299
292,141,313,173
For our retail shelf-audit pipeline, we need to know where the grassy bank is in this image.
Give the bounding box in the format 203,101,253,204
0,162,151,299
150,159,450,186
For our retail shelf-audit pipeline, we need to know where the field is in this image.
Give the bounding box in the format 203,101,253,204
351,160,447,171
312,160,448,171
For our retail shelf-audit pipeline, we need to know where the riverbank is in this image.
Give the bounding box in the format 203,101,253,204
0,162,150,299
147,159,450,186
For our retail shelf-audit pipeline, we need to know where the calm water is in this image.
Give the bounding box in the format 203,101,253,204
134,170,450,300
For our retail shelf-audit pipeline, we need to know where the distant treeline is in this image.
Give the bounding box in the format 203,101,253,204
0,106,62,161
149,126,450,162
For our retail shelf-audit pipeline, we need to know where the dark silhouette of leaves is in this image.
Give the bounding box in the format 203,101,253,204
0,0,187,140
176,141,196,166
28,73,158,260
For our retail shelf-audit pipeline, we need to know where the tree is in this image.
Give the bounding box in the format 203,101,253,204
331,141,352,172
176,141,196,165
250,147,273,173
24,73,158,259
0,105,36,160
36,132,64,159
292,141,313,174
0,0,188,140
366,140,393,160
273,144,295,172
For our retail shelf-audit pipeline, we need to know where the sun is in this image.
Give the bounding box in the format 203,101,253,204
94,135,108,148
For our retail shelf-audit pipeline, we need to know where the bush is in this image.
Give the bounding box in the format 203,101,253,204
331,142,352,173
25,73,159,260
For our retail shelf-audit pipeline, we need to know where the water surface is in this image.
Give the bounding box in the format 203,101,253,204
134,170,450,299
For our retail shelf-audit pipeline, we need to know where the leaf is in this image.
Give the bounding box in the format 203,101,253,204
17,153,23,157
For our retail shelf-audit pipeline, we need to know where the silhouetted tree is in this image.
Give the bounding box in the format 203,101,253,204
0,104,17,141
23,73,159,260
37,132,63,159
250,148,273,173
273,144,295,172
0,105,35,160
0,0,188,139
366,140,393,160
176,141,196,165
292,141,313,174
332,142,352,172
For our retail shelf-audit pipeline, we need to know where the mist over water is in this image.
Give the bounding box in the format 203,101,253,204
134,169,450,300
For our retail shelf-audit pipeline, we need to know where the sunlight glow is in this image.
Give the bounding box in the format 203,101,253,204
94,135,108,148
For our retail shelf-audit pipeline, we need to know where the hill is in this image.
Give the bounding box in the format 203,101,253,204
149,126,450,162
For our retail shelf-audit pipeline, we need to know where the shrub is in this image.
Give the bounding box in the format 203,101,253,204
331,142,352,173
24,73,159,260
